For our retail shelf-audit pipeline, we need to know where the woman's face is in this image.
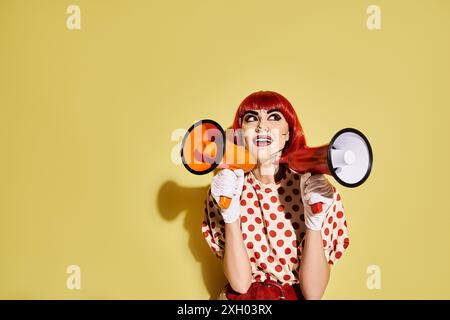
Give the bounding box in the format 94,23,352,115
240,109,290,166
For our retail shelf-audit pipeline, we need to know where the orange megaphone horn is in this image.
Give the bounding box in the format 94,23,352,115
181,119,256,209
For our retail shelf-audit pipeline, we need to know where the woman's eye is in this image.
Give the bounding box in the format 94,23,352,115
268,114,282,121
244,115,257,122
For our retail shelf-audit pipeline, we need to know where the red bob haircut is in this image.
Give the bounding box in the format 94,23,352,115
232,91,307,159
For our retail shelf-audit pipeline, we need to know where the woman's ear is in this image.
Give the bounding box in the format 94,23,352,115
285,131,290,142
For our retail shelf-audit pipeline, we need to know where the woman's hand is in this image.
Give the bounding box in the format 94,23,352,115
211,169,245,224
300,172,334,231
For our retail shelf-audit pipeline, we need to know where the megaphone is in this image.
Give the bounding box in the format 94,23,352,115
280,128,373,213
180,119,256,209
284,128,373,187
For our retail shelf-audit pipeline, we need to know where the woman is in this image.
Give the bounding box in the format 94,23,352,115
202,91,349,300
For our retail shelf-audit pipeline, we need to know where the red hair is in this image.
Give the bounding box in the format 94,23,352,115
232,91,307,159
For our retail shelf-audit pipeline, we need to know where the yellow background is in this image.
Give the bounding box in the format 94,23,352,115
1,0,449,299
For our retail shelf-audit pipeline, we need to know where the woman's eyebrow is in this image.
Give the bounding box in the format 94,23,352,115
243,111,258,116
267,109,281,114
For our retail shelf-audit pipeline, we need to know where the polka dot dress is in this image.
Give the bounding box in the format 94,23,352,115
202,166,350,286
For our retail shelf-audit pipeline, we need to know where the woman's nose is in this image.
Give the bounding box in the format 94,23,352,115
255,120,269,133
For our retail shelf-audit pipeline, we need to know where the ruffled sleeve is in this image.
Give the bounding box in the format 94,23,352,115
321,187,350,265
201,187,226,260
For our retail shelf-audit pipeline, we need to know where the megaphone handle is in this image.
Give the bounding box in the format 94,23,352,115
311,202,323,214
219,196,232,209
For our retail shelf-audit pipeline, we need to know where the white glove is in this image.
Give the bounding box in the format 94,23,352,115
300,172,334,231
210,169,245,224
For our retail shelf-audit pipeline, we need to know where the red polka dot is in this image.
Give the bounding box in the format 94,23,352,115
265,220,270,227
275,265,282,272
254,201,260,208
283,275,291,281
300,214,305,222
255,274,261,281
247,208,254,214
248,178,254,183
285,248,291,254
270,213,277,220
328,216,333,224
323,240,327,247
333,239,337,247
324,228,330,236
260,263,267,270
243,185,247,191
270,196,277,203
241,216,247,223
203,231,209,238
300,232,305,238
261,245,268,252
277,239,284,247
255,217,262,224
277,205,284,212
293,188,300,195
262,227,267,235
269,230,277,237
265,188,272,193
292,222,299,230
263,203,270,210
246,242,254,249
220,227,225,233
219,220,224,226
255,252,261,259
248,224,255,232
240,199,247,206
250,257,256,263
255,234,261,241
337,211,344,219
209,201,214,208
293,240,298,247
343,238,349,249
279,258,286,265
278,187,285,195
337,194,341,201
211,222,216,228
285,196,292,202
285,212,292,219
257,193,263,200
209,212,215,218
335,251,342,259
287,180,293,186
247,192,254,198
277,222,284,229
292,205,299,212
333,222,337,229
272,248,277,255
338,229,344,236
254,185,260,190
268,256,274,263
285,230,292,237
290,257,298,264
202,221,207,227
333,205,336,212
344,220,347,227
242,233,247,240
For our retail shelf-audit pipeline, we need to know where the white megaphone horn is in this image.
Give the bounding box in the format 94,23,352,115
279,128,373,213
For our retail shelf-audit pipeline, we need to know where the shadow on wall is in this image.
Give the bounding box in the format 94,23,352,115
157,180,227,299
